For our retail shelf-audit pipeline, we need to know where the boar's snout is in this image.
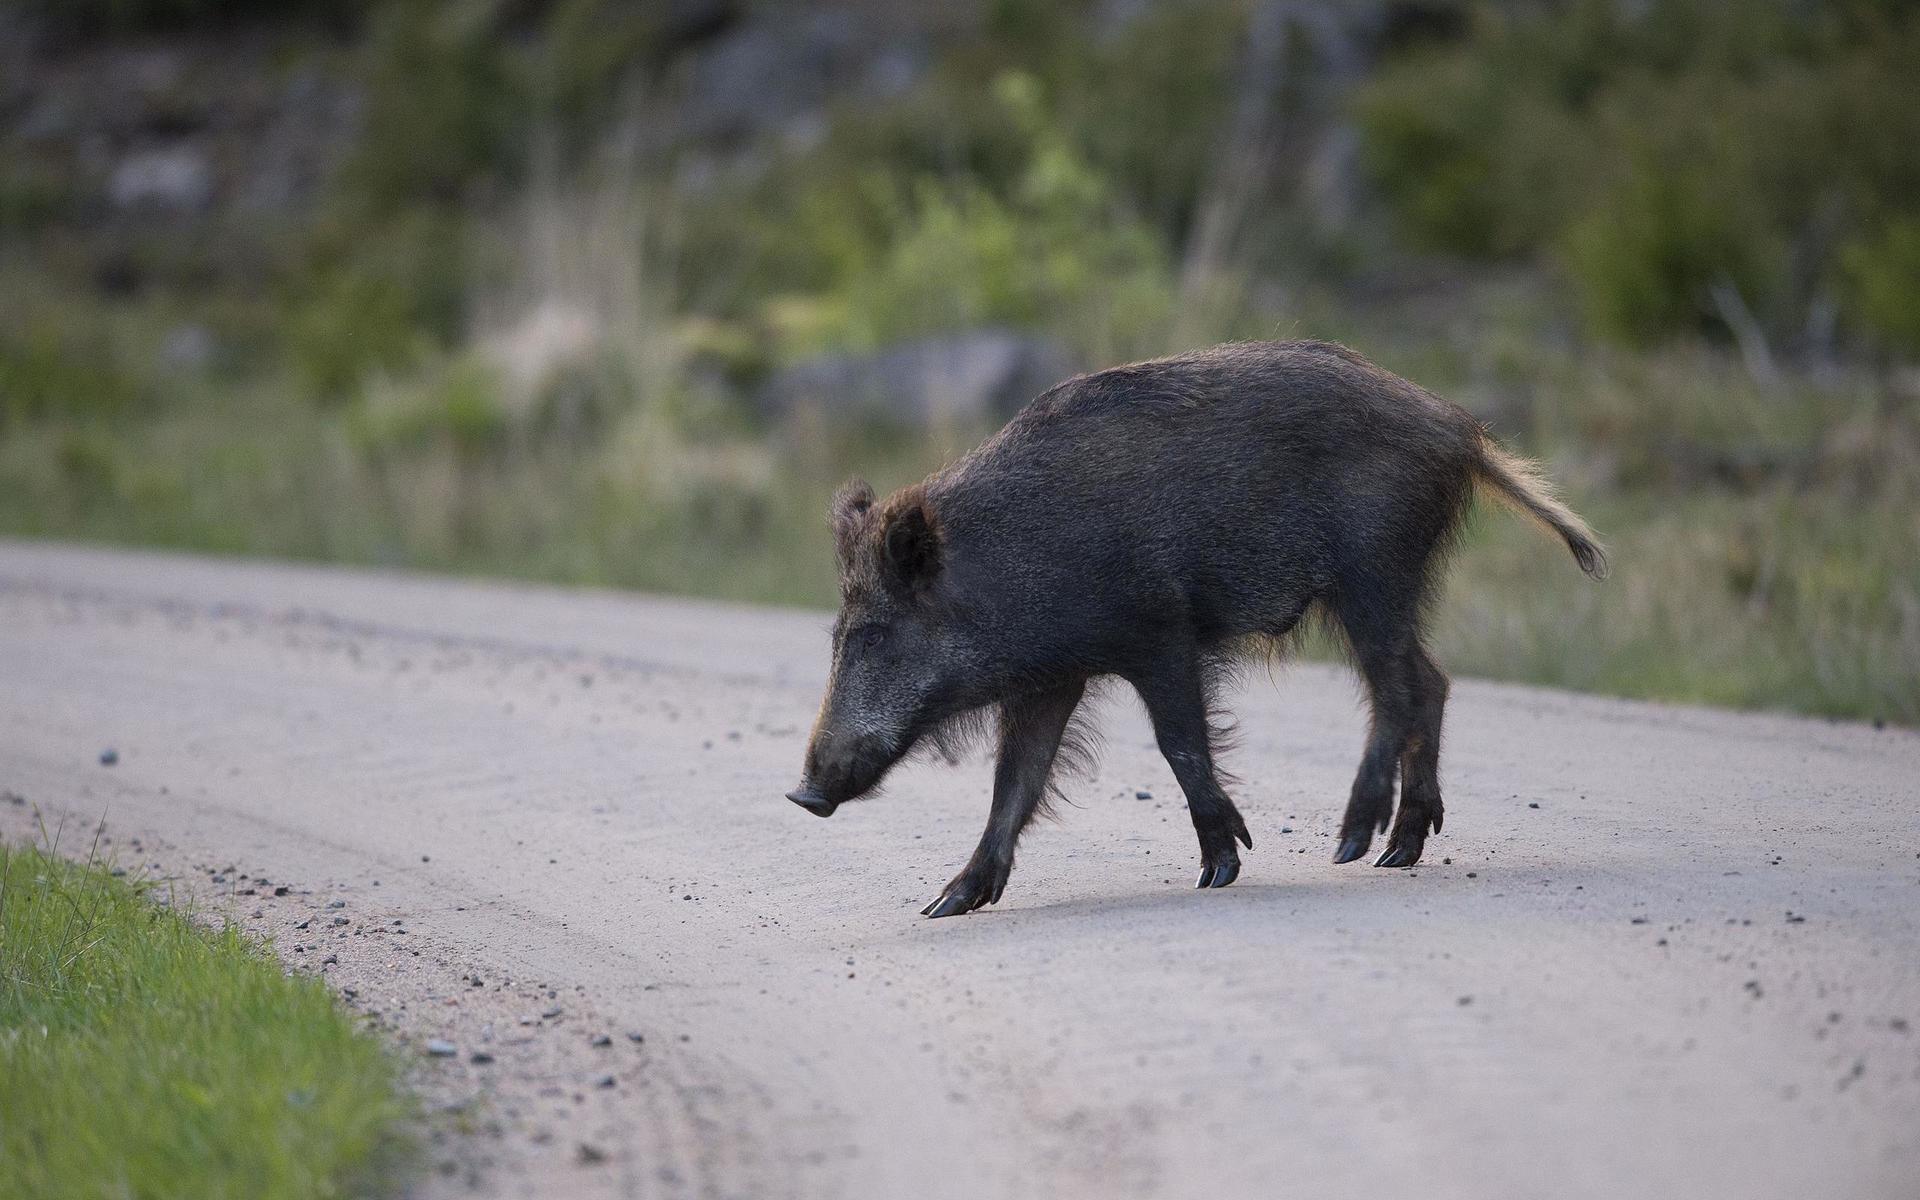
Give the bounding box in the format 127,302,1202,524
791,725,900,818
786,785,838,818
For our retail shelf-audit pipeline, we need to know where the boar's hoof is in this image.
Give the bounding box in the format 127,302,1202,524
1195,855,1241,889
921,862,1009,918
1332,833,1372,865
922,891,979,919
1373,839,1423,869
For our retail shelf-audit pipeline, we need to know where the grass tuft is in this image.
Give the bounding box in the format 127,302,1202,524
0,833,411,1200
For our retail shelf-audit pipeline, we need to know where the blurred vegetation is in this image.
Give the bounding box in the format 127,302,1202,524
0,0,1915,724
1357,0,1920,351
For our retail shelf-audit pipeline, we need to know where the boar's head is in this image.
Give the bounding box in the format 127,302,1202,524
787,479,979,817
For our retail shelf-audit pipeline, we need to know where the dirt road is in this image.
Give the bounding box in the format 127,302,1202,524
2,538,1916,1199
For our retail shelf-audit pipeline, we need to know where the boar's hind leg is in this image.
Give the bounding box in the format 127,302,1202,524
1332,631,1421,866
1131,652,1253,890
1375,646,1449,869
922,679,1087,919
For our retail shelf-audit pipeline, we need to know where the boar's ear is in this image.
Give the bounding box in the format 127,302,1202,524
879,490,942,595
829,479,875,566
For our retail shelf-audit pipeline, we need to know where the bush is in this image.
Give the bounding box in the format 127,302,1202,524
287,270,432,402
669,0,1249,332
336,1,526,216
1354,0,1920,350
0,161,78,233
286,209,467,401
757,71,1177,361
1044,0,1245,246
0,321,148,428
347,355,508,457
1842,218,1920,355
1563,145,1779,344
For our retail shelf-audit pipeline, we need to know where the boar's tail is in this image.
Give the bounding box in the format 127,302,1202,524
1472,438,1610,580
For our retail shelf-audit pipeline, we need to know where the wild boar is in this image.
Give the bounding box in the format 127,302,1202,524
786,340,1606,918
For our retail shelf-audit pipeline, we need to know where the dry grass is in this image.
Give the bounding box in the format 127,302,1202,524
1437,485,1918,722
4,352,1911,727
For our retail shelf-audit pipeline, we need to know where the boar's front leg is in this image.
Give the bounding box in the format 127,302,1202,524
1131,652,1253,889
922,679,1087,919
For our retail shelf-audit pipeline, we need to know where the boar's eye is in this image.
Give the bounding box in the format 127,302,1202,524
854,624,888,652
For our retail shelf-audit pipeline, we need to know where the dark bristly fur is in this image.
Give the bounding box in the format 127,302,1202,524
787,339,1607,917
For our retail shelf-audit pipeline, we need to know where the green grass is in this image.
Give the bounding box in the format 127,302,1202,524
0,835,411,1200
